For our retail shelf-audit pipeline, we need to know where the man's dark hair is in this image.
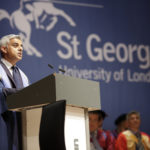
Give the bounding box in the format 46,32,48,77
88,110,108,121
115,113,127,126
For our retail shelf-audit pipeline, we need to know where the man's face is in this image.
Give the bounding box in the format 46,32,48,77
2,38,23,65
128,114,141,130
89,114,103,132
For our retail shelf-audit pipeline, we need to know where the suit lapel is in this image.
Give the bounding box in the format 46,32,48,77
0,61,16,88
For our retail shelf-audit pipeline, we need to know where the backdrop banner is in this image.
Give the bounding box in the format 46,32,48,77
0,0,150,133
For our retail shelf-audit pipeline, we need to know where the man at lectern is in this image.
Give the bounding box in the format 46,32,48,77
0,34,29,150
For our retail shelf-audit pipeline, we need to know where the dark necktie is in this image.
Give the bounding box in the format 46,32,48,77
11,66,24,149
12,66,24,88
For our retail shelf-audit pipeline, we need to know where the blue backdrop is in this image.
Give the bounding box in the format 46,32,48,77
0,0,150,134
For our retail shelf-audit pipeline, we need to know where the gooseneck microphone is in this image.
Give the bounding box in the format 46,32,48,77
48,64,54,69
58,68,65,73
48,64,65,73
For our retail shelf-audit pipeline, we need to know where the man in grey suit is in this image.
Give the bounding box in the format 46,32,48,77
0,34,29,150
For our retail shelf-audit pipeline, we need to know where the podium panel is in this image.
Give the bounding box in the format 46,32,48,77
65,106,90,150
22,105,90,150
22,108,42,150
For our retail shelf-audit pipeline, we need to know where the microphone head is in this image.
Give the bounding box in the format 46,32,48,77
58,68,65,73
48,64,65,73
48,64,54,69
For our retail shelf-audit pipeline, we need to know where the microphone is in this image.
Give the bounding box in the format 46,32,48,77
48,64,65,73
48,64,54,69
58,68,65,73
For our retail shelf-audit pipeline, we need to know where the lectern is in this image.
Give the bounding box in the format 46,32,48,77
7,73,101,150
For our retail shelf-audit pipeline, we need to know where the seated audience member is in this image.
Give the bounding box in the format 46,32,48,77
89,110,115,150
112,113,128,139
115,111,150,150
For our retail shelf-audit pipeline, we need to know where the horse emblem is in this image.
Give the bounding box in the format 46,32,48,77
0,0,76,57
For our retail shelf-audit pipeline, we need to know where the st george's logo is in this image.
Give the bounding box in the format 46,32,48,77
0,0,76,57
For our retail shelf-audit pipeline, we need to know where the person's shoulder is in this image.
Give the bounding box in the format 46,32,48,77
121,130,131,134
141,132,150,138
141,132,150,147
117,130,131,139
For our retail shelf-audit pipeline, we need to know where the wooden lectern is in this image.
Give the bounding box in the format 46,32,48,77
7,73,101,150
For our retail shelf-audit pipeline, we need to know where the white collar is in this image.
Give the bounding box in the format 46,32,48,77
1,58,13,69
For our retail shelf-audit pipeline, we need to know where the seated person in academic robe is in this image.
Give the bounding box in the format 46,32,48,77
112,113,128,140
89,110,115,150
115,111,150,150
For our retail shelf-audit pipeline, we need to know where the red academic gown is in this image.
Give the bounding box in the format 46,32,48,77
115,130,150,150
90,129,115,150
